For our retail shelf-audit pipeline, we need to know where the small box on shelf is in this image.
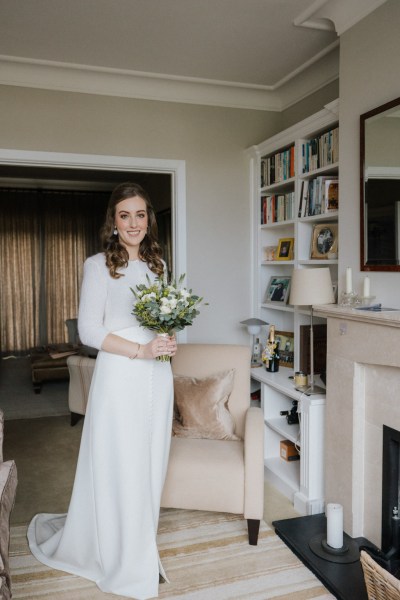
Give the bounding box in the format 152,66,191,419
280,439,300,461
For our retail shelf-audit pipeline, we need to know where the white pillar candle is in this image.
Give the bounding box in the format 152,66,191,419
345,267,352,294
326,503,344,549
363,276,370,298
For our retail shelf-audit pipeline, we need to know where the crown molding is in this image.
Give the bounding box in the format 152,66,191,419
0,47,339,112
0,55,278,111
278,44,339,111
294,0,388,36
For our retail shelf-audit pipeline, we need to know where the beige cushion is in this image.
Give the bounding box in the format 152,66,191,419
161,437,245,513
173,369,239,441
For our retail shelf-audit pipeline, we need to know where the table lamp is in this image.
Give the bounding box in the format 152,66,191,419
240,318,268,366
289,268,334,394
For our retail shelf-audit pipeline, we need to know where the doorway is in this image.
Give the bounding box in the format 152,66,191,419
0,148,186,419
0,148,186,354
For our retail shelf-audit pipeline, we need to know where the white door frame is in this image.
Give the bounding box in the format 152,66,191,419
0,147,187,339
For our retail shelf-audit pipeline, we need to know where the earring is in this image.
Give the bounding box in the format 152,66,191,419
113,227,118,236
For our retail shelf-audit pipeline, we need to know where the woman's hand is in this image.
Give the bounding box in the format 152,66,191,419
101,332,177,360
139,334,177,360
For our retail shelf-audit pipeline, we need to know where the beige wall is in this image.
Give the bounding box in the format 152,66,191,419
339,0,400,303
0,85,282,344
281,80,339,130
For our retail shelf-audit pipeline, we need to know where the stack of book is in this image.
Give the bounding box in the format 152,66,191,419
261,191,295,224
301,127,339,173
261,145,295,187
298,177,338,218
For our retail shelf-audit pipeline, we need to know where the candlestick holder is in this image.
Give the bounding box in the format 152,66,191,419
309,532,360,563
358,295,376,307
340,291,360,307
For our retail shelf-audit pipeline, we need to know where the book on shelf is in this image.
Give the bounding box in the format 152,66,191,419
325,179,339,211
298,180,309,217
298,176,338,217
261,192,295,224
261,145,294,187
301,126,339,174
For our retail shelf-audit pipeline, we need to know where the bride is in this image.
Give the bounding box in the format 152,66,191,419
28,182,177,599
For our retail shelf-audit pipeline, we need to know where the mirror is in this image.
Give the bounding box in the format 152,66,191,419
360,97,400,271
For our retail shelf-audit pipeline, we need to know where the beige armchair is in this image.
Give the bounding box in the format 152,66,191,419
162,344,264,545
0,410,18,600
65,344,264,544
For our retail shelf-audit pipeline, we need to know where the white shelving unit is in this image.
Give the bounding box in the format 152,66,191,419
247,100,339,514
248,98,339,370
251,368,325,515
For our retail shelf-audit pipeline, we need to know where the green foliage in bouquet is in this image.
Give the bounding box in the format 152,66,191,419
131,273,205,334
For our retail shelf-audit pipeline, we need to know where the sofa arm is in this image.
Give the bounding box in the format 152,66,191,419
0,460,17,600
67,355,96,416
243,406,264,519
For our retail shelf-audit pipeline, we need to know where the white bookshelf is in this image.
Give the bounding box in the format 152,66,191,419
247,100,339,514
251,368,325,515
248,99,339,371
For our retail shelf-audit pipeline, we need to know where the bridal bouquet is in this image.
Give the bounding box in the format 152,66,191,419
131,274,205,361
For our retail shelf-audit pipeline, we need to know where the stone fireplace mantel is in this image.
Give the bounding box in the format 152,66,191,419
313,304,400,548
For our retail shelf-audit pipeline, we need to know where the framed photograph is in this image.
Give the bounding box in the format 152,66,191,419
310,223,338,259
275,330,294,368
264,276,291,304
276,237,294,261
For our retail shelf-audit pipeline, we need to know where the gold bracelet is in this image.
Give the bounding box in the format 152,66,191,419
129,344,140,360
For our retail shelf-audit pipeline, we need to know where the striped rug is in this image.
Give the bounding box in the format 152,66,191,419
10,509,334,599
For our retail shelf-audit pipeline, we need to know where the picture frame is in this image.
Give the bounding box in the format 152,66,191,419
276,237,294,261
264,276,291,304
275,330,294,368
310,223,338,259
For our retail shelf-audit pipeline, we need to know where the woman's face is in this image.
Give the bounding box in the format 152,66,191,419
114,196,148,259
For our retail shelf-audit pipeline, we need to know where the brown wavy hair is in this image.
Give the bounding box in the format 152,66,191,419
101,182,164,279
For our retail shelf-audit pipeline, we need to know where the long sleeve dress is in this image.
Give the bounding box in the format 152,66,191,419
27,253,174,600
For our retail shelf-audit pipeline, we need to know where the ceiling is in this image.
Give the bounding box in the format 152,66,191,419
0,0,387,110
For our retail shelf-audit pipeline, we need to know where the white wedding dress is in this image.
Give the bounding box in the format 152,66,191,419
27,254,174,600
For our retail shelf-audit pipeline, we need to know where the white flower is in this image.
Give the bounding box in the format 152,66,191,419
168,297,178,309
160,304,172,314
180,289,190,299
142,292,156,302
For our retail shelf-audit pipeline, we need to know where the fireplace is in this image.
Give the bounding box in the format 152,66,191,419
313,304,400,547
382,425,400,556
274,307,400,600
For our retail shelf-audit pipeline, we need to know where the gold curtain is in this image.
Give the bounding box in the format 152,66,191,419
0,191,41,352
43,192,106,344
0,188,108,354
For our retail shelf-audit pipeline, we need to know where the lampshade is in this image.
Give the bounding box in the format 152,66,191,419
289,268,334,306
240,318,268,334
